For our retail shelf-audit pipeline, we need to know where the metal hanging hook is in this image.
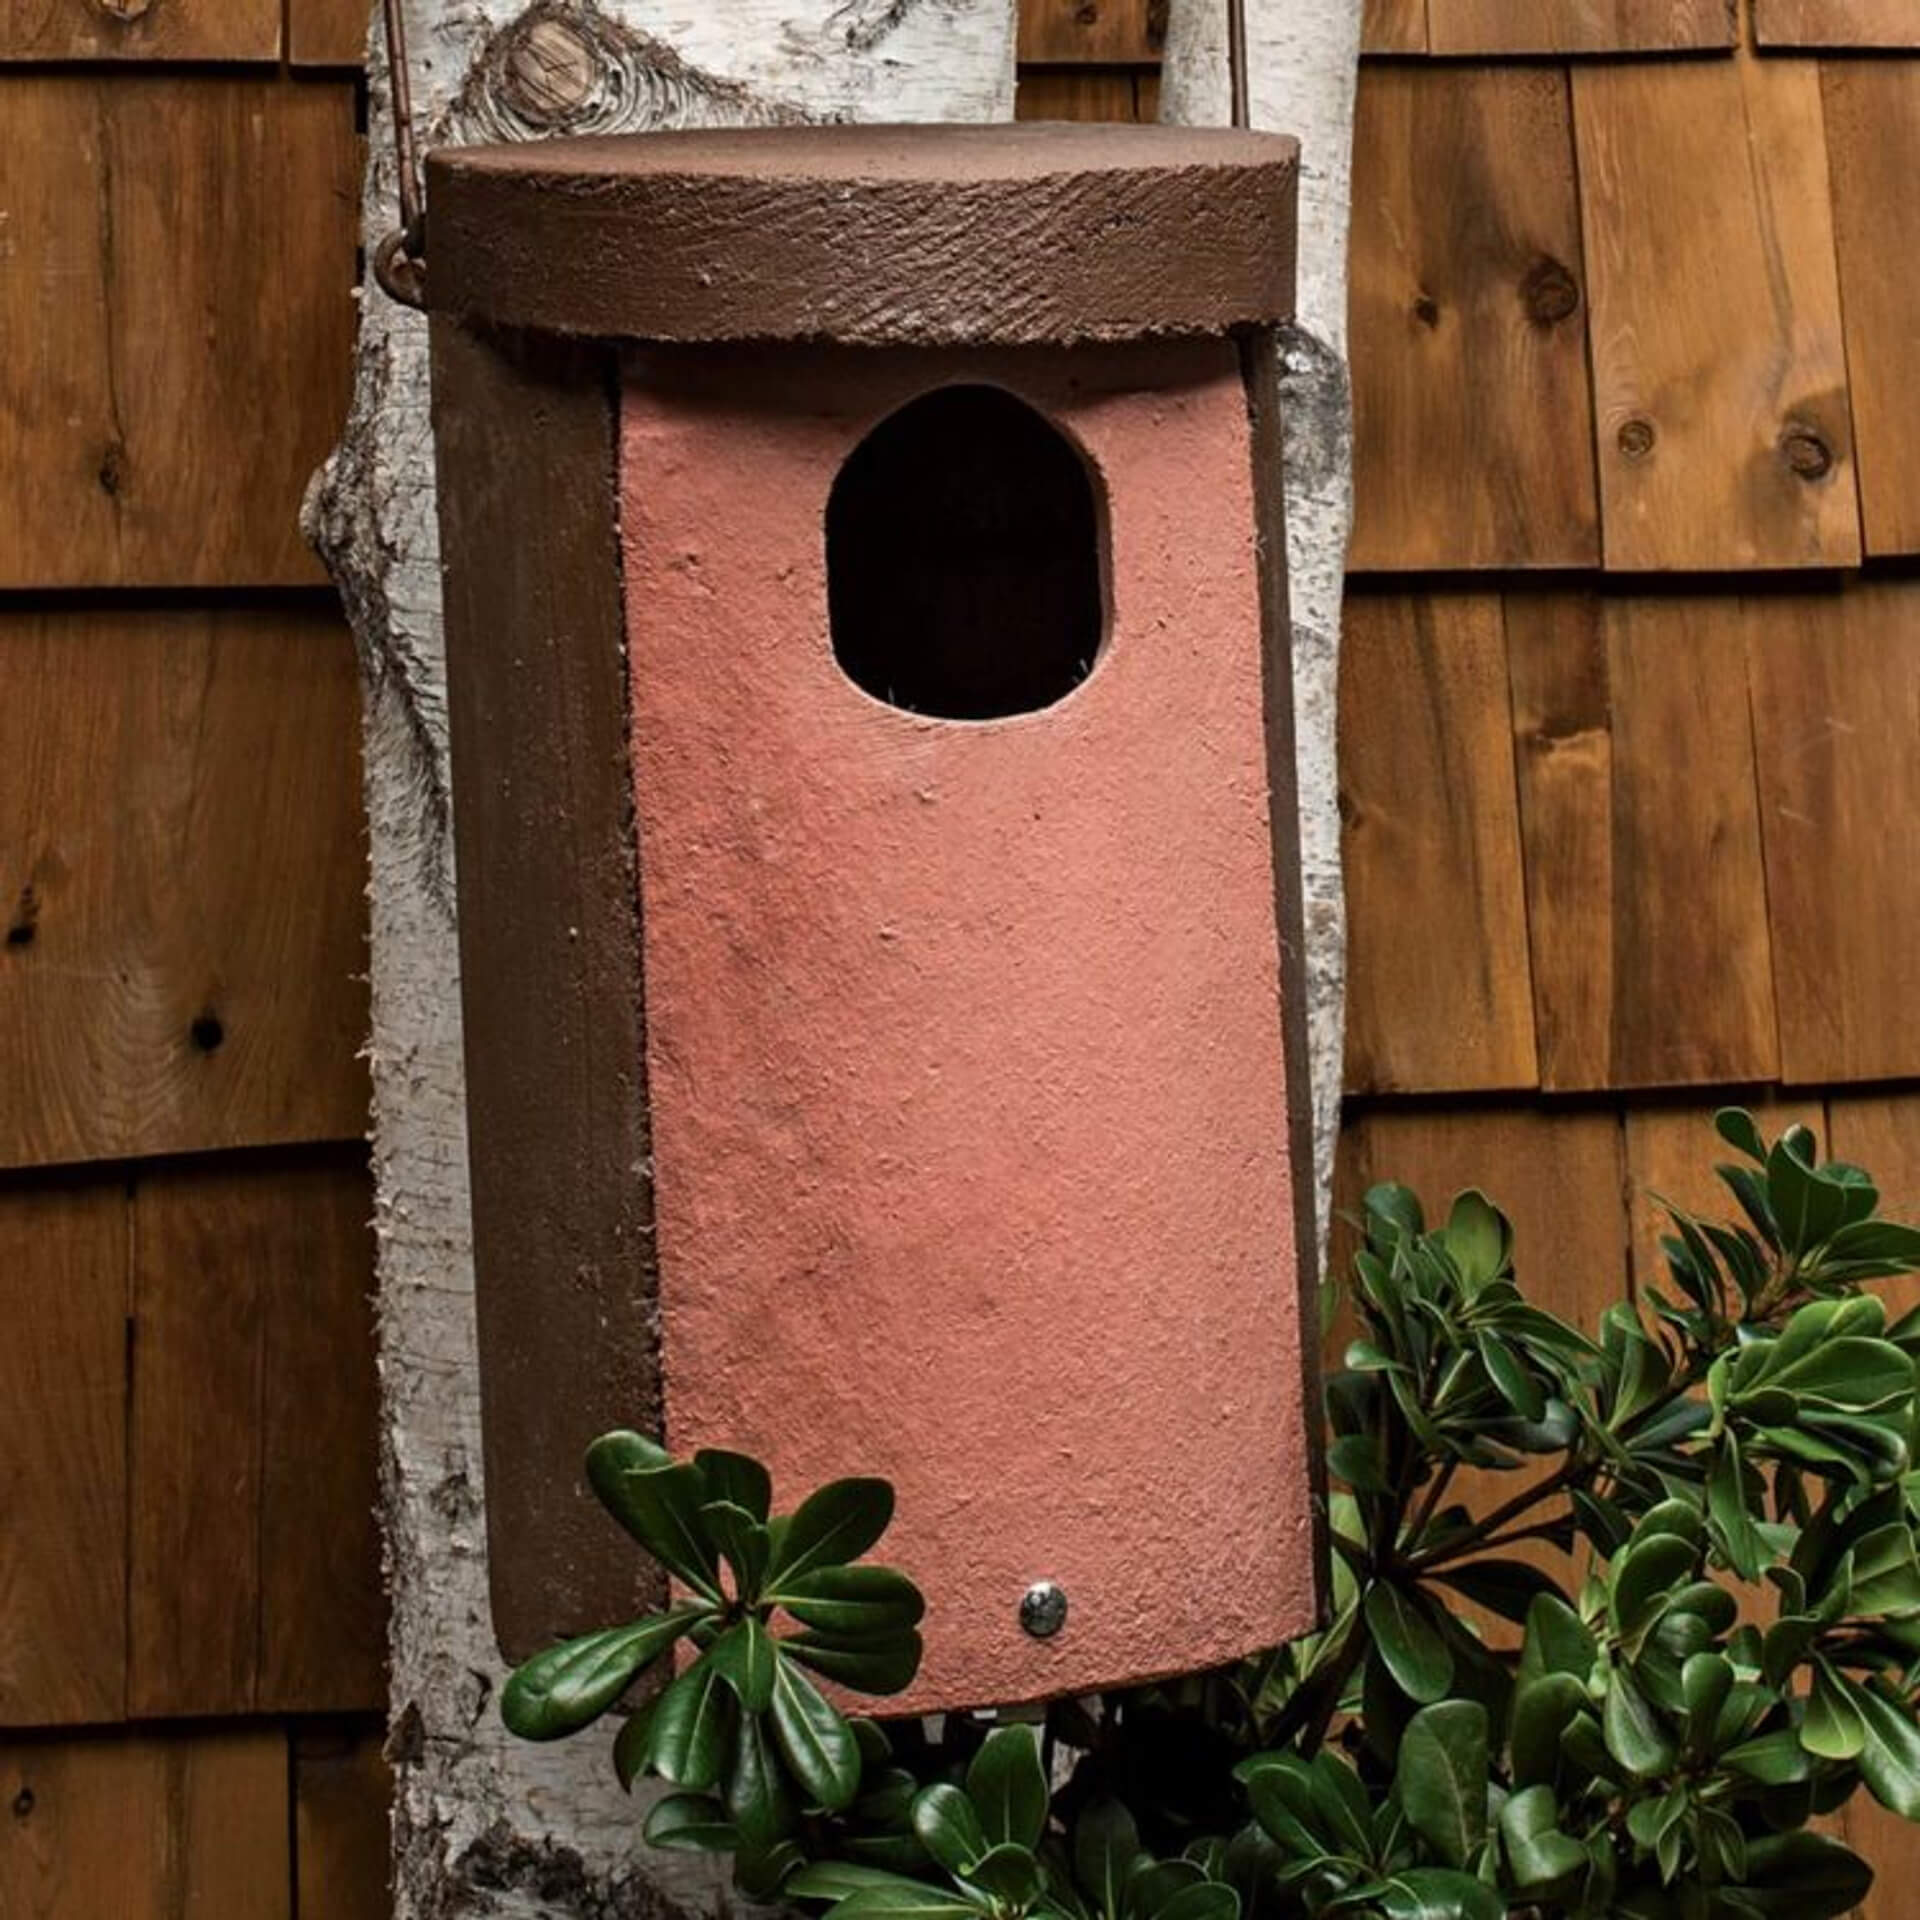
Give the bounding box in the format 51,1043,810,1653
373,0,429,308
1227,0,1250,130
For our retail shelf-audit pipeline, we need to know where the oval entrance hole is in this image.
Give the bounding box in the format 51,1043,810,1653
826,385,1107,721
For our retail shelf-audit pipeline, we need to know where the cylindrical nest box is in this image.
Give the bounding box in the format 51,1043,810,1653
425,124,1319,1715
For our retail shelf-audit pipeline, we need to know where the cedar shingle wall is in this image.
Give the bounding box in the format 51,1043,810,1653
1027,0,1920,1909
0,12,390,1913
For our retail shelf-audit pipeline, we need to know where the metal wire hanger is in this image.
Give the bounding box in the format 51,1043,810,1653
370,0,1253,310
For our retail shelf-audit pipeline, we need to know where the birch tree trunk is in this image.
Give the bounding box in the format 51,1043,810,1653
307,3,1355,1911
308,10,1014,1916
1162,0,1362,1249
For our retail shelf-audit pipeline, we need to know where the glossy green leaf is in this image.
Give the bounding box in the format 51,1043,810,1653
1125,1859,1205,1920
789,1864,954,1903
1499,1785,1586,1892
648,1657,735,1791
775,1564,927,1636
612,1695,661,1792
1803,1660,1868,1762
963,1843,1044,1910
967,1725,1049,1852
1602,1666,1676,1780
912,1783,988,1875
1519,1593,1598,1685
736,1837,807,1900
768,1478,895,1586
1476,1329,1545,1422
1736,1833,1874,1919
1377,1868,1504,1920
1366,1583,1454,1704
644,1792,735,1851
587,1449,723,1599
1073,1800,1141,1918
1769,1132,1851,1256
1510,1673,1588,1789
771,1655,862,1811
1708,1436,1767,1584
1365,1183,1425,1248
784,1629,924,1698
703,1500,771,1603
696,1447,773,1522
1444,1191,1510,1291
1393,1701,1487,1868
500,1605,703,1740
1328,1433,1392,1495
725,1710,793,1843
1681,1651,1734,1755
1722,1729,1812,1787
1715,1107,1768,1163
1611,1532,1697,1646
825,1887,991,1920
1150,1884,1238,1920
706,1617,777,1712
1846,1673,1920,1819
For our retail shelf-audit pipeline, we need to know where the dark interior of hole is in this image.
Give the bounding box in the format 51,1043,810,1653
826,385,1106,721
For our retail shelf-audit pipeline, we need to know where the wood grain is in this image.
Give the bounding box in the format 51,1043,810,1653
1015,67,1142,121
0,0,275,57
0,1179,128,1727
1573,53,1860,572
1507,593,1777,1090
0,77,357,588
1757,0,1920,43
1349,64,1598,571
0,1729,291,1917
1018,0,1161,63
1622,1098,1825,1301
295,1726,392,1917
129,1157,383,1718
1363,0,1428,52
257,1160,384,1712
1430,0,1735,51
289,0,366,62
1822,62,1920,555
1340,591,1537,1094
0,605,369,1169
1747,581,1920,1085
128,1164,265,1716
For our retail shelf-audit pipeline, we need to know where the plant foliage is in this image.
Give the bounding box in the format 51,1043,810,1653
504,1112,1920,1917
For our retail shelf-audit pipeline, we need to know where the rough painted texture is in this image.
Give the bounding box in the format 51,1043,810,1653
1161,0,1360,1257
622,340,1319,1712
307,6,1019,1916
427,124,1299,342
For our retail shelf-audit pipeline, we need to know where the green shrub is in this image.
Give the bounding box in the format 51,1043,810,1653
503,1110,1920,1919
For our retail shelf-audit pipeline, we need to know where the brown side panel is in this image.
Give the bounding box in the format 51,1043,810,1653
1243,329,1328,1618
431,319,665,1660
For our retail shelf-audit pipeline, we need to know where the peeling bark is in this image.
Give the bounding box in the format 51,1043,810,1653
1162,0,1362,1258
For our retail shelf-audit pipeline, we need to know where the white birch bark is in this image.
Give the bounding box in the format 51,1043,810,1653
307,9,1013,1916
1161,0,1361,1260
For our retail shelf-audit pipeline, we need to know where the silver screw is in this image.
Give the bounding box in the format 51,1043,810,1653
1020,1580,1068,1640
